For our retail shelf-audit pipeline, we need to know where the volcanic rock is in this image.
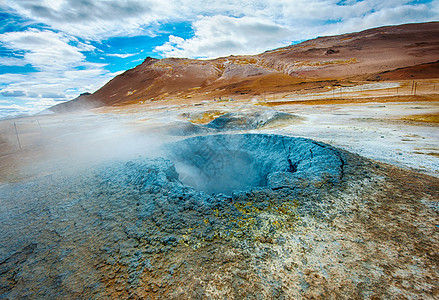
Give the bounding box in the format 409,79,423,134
50,22,439,112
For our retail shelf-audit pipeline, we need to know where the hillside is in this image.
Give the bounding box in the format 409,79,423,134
50,22,439,112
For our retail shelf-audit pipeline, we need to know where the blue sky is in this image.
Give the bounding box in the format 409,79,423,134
0,0,438,118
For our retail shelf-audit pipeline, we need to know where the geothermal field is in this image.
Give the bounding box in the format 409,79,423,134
1,22,439,298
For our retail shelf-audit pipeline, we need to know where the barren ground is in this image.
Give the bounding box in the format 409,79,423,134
0,80,438,299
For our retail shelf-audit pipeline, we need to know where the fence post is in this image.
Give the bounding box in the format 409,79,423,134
37,118,42,131
14,122,22,150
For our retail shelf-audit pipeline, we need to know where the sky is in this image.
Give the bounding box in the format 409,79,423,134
0,0,438,118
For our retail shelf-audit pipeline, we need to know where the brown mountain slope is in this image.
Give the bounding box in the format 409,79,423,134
367,60,439,81
50,22,439,112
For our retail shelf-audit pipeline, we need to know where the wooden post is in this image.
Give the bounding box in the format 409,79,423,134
14,122,22,150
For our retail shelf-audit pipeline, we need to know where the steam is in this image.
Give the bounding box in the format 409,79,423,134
165,134,288,195
0,111,172,180
164,134,344,195
173,149,263,195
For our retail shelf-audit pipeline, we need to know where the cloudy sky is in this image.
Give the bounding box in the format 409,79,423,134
0,0,438,118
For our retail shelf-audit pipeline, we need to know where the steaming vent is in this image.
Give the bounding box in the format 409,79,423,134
165,134,343,195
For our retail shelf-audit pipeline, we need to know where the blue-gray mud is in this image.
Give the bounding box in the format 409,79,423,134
164,134,343,194
1,134,438,299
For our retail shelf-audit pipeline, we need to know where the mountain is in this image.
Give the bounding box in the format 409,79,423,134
50,22,439,112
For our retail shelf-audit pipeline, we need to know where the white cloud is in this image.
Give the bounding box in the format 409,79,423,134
322,1,439,36
107,53,139,59
4,0,439,42
0,104,30,110
0,103,36,119
1,90,26,97
0,74,28,84
0,29,92,71
0,57,28,66
1,68,113,98
5,0,173,40
0,28,114,114
154,1,439,58
41,92,66,98
3,1,438,57
155,15,294,58
0,68,114,115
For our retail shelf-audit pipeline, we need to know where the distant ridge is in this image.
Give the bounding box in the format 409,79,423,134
50,22,439,113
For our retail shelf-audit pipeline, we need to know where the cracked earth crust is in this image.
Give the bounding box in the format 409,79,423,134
0,134,438,299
